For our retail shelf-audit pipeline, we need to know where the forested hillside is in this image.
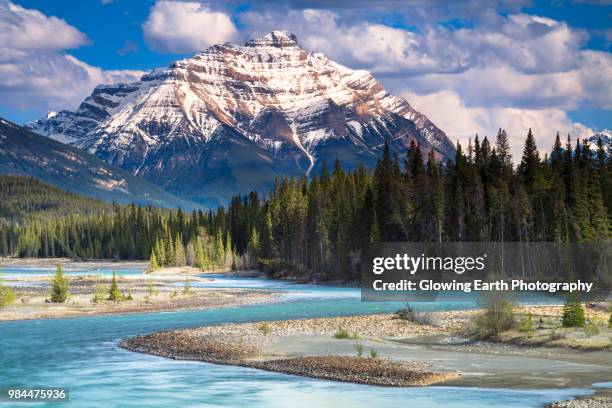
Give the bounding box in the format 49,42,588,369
1,130,610,282
0,176,111,221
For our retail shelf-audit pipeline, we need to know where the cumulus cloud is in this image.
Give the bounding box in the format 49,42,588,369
0,0,88,54
238,7,608,154
143,1,239,53
0,0,144,114
404,90,593,160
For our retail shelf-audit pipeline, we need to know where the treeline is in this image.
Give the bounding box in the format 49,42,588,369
224,130,611,280
1,129,610,281
0,177,237,270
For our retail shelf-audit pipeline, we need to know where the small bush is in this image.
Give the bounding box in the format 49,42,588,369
562,295,585,328
170,289,177,298
369,348,378,359
147,278,159,297
518,313,534,333
334,328,359,339
608,313,611,329
258,322,271,335
334,328,350,339
125,290,133,301
0,285,15,307
354,341,364,357
584,322,600,337
92,284,106,303
473,292,517,339
183,278,191,295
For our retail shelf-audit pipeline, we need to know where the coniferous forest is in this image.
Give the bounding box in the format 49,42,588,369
1,129,610,281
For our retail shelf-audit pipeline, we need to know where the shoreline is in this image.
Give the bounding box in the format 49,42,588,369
0,260,278,321
118,309,612,391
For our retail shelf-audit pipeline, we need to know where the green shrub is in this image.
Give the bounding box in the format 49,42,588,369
354,341,364,357
334,328,359,340
147,278,159,297
108,272,124,301
608,313,611,329
584,322,600,337
369,348,378,359
518,313,534,333
561,295,585,328
258,322,271,335
183,278,191,295
334,328,350,339
50,265,69,303
92,284,106,303
473,292,516,339
0,285,15,307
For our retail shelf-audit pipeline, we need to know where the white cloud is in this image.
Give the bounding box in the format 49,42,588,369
0,0,88,53
239,7,608,154
143,1,239,53
404,90,593,160
0,0,144,114
241,9,610,110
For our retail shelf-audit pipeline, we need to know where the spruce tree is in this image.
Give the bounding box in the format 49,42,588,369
562,294,585,327
175,235,186,267
108,271,123,301
50,265,69,303
149,250,159,271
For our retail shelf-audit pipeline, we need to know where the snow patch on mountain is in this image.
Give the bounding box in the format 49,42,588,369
27,31,455,204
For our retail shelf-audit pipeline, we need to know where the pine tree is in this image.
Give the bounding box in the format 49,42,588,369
0,268,15,307
149,250,159,271
562,294,585,327
519,128,542,193
50,265,69,303
175,235,186,267
247,226,260,266
108,271,123,301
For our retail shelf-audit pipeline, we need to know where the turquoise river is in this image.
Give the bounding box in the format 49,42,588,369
0,267,597,407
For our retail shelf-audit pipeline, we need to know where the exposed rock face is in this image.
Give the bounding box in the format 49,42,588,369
0,118,200,209
29,30,454,206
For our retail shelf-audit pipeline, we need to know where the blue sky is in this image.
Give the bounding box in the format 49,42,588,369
1,0,610,154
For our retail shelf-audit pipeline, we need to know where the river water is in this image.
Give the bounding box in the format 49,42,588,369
0,268,593,407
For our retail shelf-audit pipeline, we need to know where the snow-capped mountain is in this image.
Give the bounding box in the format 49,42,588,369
0,118,200,209
29,31,454,206
586,129,612,151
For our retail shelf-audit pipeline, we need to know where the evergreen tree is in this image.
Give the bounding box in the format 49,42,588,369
50,265,69,303
562,294,585,327
174,235,186,267
149,250,159,271
247,226,260,266
108,271,123,301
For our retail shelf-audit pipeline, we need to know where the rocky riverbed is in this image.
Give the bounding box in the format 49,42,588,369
119,322,459,387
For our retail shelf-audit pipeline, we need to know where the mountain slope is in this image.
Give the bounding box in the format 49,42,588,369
0,175,112,222
29,31,455,206
0,118,200,209
587,129,612,151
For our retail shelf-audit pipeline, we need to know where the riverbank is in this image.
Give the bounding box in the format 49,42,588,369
119,313,464,386
0,261,276,321
119,308,612,391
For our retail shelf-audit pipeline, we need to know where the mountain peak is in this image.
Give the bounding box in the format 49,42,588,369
245,30,299,48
